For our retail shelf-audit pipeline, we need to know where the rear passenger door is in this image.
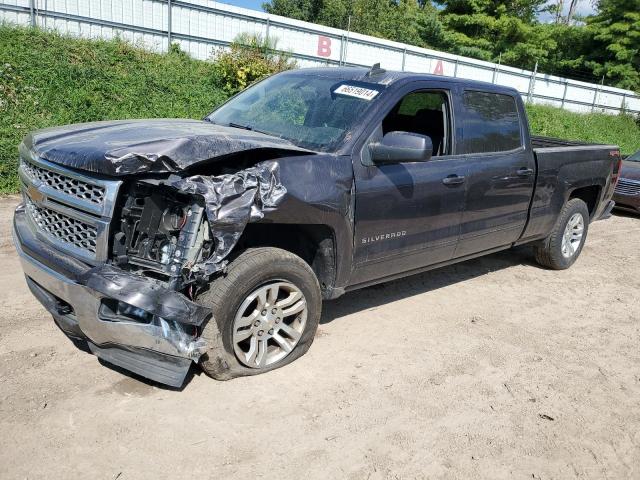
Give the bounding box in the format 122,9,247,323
453,90,536,257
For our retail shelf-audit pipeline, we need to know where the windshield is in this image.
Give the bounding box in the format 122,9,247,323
206,73,383,152
627,150,640,162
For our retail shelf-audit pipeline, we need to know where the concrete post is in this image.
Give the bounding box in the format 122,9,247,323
560,81,568,109
343,15,351,66
30,0,36,27
492,52,501,84
592,75,604,112
527,61,538,103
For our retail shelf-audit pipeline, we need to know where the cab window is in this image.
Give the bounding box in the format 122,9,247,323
459,91,522,154
382,91,451,157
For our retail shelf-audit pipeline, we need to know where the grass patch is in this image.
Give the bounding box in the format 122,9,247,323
0,25,227,193
526,104,640,155
1,24,639,194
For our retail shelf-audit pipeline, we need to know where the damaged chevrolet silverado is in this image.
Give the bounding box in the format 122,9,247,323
13,66,621,387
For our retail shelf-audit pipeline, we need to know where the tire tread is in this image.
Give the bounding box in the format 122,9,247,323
534,198,589,270
198,247,321,380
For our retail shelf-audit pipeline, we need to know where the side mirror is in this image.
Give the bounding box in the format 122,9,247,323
370,131,433,164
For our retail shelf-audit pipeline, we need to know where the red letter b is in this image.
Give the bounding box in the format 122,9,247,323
317,36,331,57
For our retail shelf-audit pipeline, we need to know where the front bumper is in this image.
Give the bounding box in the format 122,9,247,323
13,204,211,387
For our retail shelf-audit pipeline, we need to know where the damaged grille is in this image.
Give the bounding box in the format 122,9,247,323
19,154,121,263
25,197,98,254
22,159,106,205
615,179,640,196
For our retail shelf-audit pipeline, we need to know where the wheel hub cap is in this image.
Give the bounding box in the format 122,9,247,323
561,212,585,258
232,281,307,369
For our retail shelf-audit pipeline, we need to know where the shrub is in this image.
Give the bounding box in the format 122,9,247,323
211,33,296,94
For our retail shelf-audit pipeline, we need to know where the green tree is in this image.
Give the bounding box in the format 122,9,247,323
585,0,640,91
438,0,548,23
263,0,445,49
536,23,594,79
263,0,316,20
381,0,445,48
435,0,555,66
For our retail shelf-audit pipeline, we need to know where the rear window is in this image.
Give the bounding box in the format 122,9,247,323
459,91,522,154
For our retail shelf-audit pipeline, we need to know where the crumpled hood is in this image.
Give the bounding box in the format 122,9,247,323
23,119,312,176
620,160,640,182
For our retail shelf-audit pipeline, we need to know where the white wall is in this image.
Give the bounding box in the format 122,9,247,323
2,0,638,114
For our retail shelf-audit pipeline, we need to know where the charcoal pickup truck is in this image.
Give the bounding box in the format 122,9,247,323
14,66,621,387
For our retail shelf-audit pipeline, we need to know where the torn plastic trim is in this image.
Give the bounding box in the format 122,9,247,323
79,265,210,359
168,161,287,279
98,303,207,361
153,317,207,360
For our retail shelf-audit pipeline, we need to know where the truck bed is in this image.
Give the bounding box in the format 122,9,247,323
531,136,613,150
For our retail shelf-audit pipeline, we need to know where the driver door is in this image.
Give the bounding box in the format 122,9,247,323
350,87,469,286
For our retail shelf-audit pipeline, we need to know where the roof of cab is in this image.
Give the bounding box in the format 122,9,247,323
280,66,521,96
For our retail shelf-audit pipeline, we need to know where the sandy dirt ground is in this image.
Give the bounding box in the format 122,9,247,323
0,194,639,480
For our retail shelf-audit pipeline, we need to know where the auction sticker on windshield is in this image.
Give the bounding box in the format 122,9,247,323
333,84,380,101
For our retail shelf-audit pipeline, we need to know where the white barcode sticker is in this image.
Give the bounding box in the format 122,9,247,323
333,84,379,101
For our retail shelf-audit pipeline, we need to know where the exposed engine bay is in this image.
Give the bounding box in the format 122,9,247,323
111,182,213,289
108,161,287,294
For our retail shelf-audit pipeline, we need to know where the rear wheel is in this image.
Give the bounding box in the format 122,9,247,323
198,247,322,380
534,198,590,270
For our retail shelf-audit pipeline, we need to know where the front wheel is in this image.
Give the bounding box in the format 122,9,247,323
534,198,590,270
197,247,322,380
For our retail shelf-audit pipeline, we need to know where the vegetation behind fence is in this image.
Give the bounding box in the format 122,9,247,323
1,25,638,194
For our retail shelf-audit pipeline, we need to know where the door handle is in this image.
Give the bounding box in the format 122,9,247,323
517,167,534,177
442,174,466,186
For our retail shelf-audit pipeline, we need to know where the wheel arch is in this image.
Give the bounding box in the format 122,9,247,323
231,223,338,299
568,184,602,219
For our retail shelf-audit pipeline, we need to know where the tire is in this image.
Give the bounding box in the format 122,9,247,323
197,247,322,380
534,198,590,270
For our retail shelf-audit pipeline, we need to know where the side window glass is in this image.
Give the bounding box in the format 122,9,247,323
460,91,522,154
381,91,451,157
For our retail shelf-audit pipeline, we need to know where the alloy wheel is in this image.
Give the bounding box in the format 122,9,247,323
561,212,585,258
232,281,307,369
